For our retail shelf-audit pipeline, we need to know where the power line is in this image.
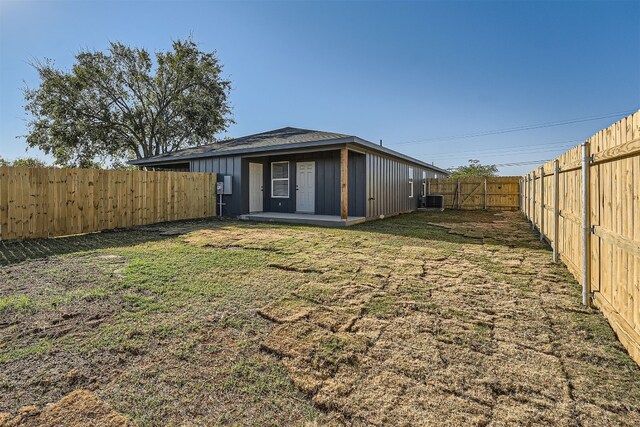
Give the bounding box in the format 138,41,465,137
428,149,573,163
423,141,578,160
390,109,636,146
424,144,578,164
493,160,550,167
422,138,581,155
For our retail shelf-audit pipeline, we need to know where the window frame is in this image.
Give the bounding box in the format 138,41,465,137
271,161,290,198
408,167,414,198
422,171,427,197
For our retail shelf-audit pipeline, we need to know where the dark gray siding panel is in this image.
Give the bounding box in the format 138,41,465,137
190,156,242,216
262,151,341,215
348,152,366,217
263,157,295,213
365,153,440,218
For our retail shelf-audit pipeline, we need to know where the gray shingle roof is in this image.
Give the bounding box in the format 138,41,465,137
129,126,449,175
131,127,351,163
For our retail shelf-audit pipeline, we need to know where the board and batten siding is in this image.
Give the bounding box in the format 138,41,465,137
190,156,243,215
365,152,439,218
261,151,342,215
256,151,366,217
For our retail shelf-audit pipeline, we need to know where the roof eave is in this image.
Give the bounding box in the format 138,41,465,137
128,136,359,165
351,137,450,175
128,135,449,175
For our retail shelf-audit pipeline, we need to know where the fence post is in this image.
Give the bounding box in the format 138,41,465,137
539,167,544,241
524,175,528,219
484,178,487,210
519,178,523,213
581,141,591,307
524,174,531,220
553,159,559,263
531,170,536,230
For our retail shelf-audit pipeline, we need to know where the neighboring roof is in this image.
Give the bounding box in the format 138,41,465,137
129,127,449,174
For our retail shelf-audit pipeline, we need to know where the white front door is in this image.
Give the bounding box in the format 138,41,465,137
249,163,263,213
296,161,315,213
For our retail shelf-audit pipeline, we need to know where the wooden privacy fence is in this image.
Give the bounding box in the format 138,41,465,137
522,111,640,365
0,167,217,240
427,177,520,210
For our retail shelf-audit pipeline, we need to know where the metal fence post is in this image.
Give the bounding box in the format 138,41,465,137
484,178,487,210
539,167,545,241
528,174,532,218
553,159,559,263
581,141,592,307
519,178,523,213
531,170,536,230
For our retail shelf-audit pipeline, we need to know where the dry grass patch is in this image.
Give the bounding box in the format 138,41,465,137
1,212,639,425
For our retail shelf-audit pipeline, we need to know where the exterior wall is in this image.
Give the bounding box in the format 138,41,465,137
251,150,366,217
186,150,368,218
347,152,366,217
259,151,365,217
149,162,190,172
365,152,439,218
169,146,443,220
190,156,243,216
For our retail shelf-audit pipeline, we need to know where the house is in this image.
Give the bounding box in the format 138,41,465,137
129,127,449,226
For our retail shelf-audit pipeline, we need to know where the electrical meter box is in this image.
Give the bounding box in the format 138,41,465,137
216,182,224,194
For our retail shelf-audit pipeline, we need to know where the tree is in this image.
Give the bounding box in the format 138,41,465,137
448,159,498,178
9,157,48,168
23,38,233,166
0,156,8,167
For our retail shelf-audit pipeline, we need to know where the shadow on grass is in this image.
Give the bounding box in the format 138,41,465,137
0,210,543,267
0,218,227,267
347,209,549,251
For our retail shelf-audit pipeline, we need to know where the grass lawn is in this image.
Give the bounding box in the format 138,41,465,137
1,211,639,426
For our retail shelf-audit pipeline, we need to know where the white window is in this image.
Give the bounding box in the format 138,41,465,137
408,167,414,198
271,161,289,198
422,171,427,196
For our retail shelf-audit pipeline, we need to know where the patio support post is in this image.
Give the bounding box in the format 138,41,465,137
340,147,349,220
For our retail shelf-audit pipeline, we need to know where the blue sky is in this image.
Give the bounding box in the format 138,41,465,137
0,0,638,175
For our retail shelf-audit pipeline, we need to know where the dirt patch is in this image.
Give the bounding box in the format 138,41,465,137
0,390,133,427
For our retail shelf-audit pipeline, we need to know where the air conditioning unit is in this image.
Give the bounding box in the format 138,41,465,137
420,194,444,210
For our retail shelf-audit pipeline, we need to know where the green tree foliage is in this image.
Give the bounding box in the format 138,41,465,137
448,159,498,178
12,157,48,167
2,157,48,167
23,38,233,166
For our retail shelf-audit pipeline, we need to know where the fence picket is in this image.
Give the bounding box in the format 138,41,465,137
524,111,640,365
427,177,520,210
0,166,216,241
